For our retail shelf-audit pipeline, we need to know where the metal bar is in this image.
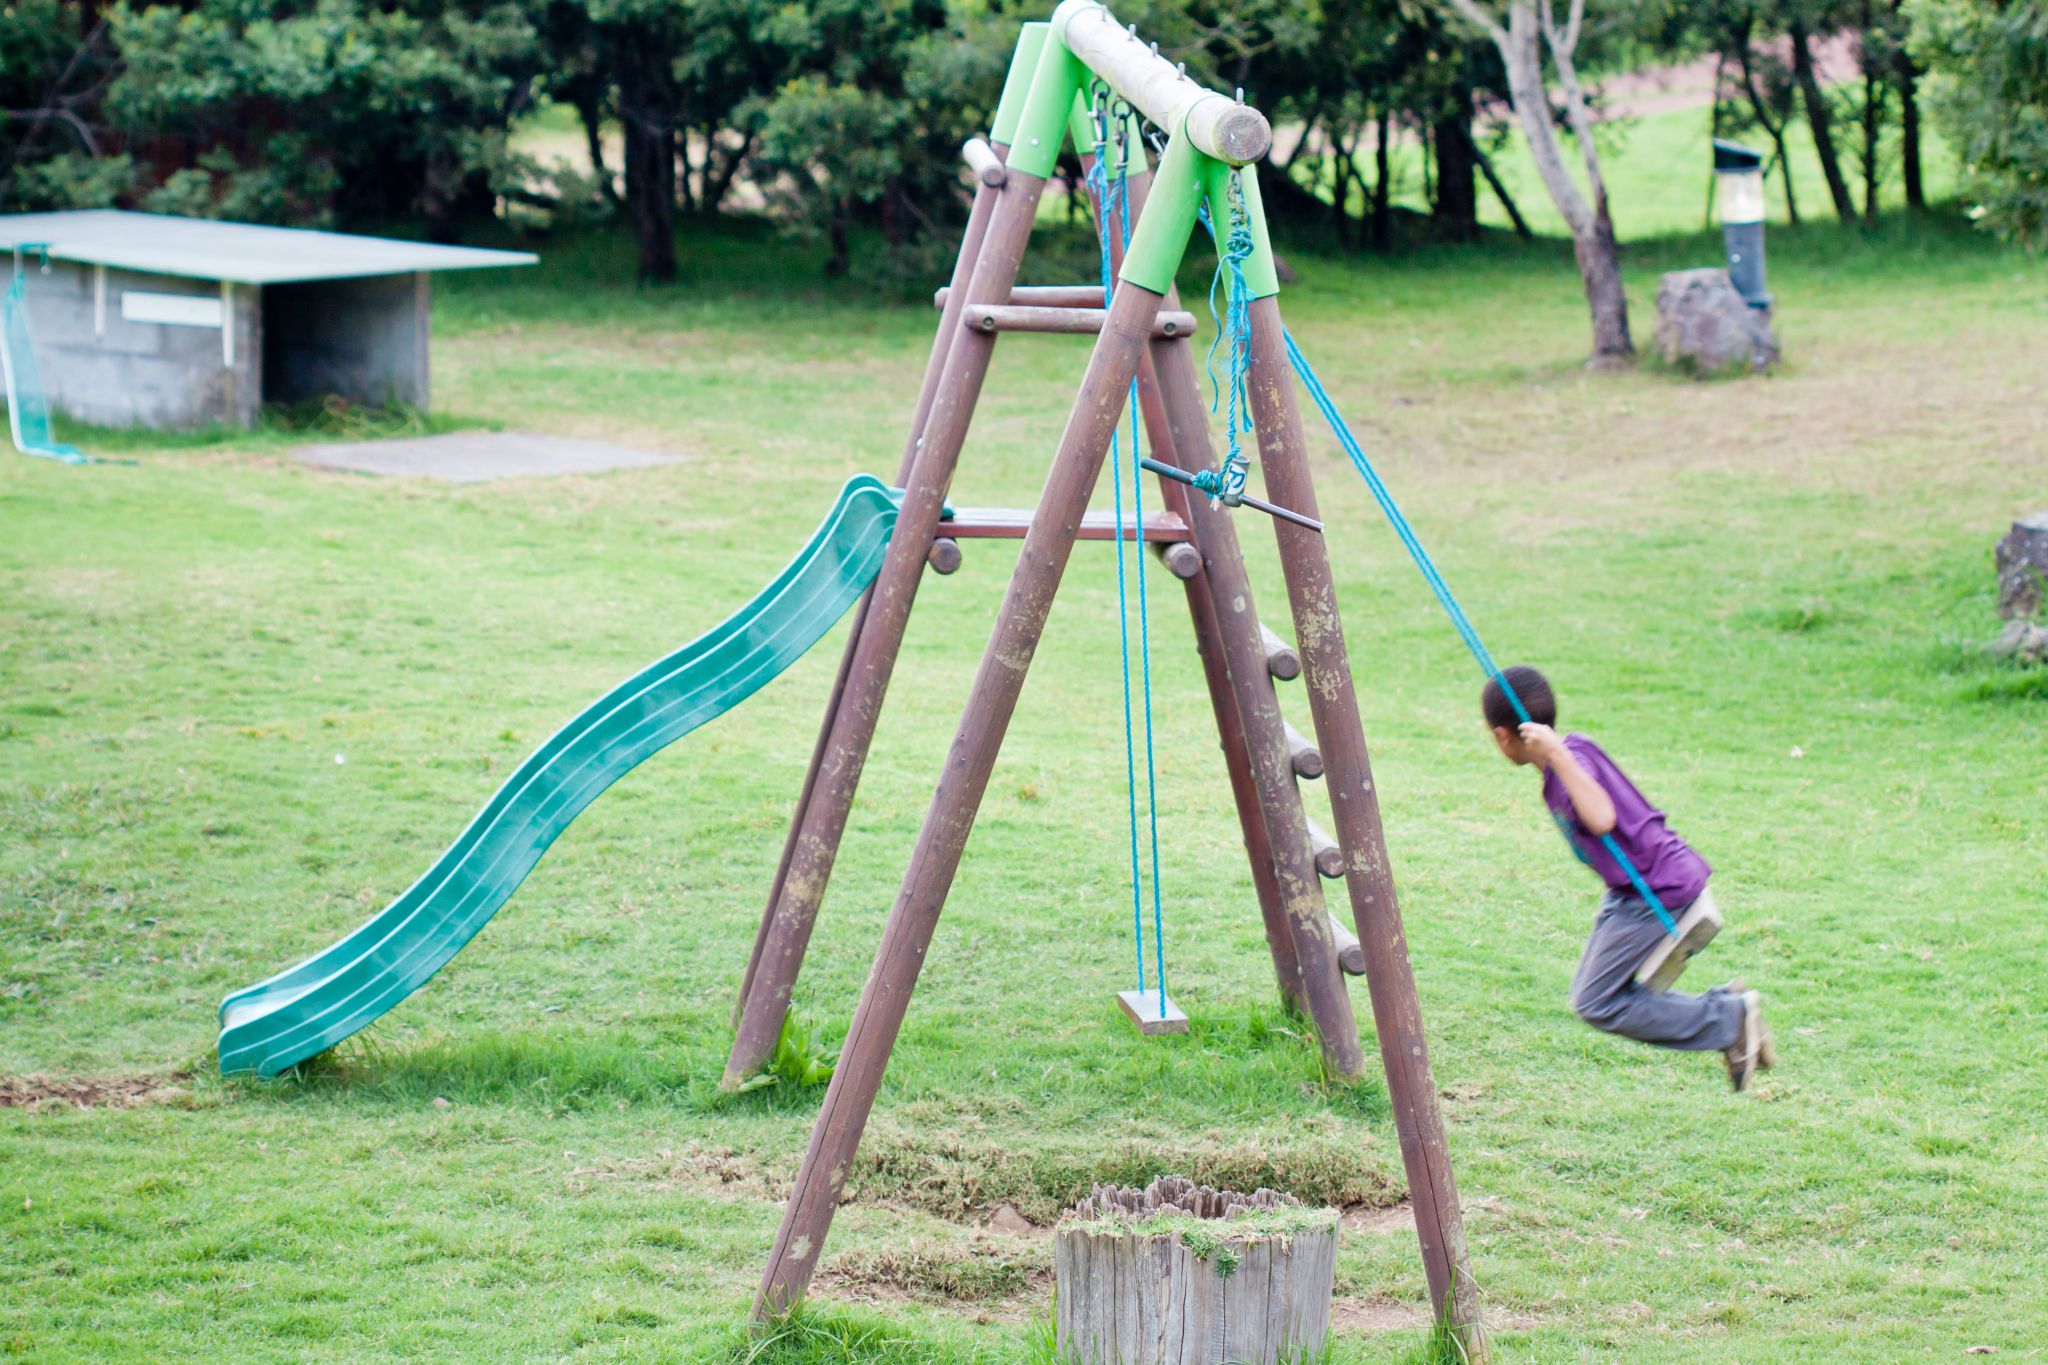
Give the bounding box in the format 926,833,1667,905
1137,456,1322,532
1243,292,1487,1360
724,163,1045,1086
756,278,1170,1318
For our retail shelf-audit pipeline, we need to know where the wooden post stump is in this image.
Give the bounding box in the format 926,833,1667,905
1054,1178,1338,1365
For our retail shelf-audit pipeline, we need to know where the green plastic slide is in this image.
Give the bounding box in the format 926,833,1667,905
3,260,88,464
218,474,903,1077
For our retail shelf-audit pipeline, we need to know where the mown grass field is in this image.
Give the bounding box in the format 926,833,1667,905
3,195,2044,1363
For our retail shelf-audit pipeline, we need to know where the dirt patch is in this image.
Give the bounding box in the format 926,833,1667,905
1329,1296,1434,1333
0,1070,191,1113
1342,1200,1417,1236
581,1129,1400,1229
842,1120,1400,1226
817,1237,1051,1323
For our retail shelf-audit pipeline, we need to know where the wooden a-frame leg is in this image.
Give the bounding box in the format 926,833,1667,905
1243,294,1487,1360
724,164,1044,1089
1144,334,1362,1079
756,279,1170,1316
733,154,1009,1028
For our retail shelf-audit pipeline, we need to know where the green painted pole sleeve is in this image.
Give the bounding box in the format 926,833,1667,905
1118,133,1207,295
1203,157,1282,300
1006,33,1084,179
990,23,1050,147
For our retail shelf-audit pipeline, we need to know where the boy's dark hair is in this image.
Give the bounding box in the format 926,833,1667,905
1481,665,1557,731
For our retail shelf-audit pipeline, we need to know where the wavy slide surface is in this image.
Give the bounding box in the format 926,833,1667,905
219,475,903,1076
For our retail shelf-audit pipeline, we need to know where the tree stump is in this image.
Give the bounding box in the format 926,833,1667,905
1653,267,1779,374
1053,1178,1338,1365
1995,512,2048,621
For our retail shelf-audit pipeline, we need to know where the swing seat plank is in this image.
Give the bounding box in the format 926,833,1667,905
1116,989,1189,1036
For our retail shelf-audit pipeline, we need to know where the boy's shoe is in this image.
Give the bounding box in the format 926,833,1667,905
1633,892,1724,992
1724,990,1775,1092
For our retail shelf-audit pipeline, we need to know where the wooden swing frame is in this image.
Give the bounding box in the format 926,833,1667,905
723,6,1488,1356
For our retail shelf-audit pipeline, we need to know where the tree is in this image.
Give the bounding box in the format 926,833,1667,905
99,0,546,237
1911,0,2048,245
1445,0,1634,365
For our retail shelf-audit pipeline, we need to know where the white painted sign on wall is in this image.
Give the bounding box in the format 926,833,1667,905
120,290,224,328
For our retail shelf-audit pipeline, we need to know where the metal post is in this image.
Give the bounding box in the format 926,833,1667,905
1243,293,1487,1360
757,279,1169,1315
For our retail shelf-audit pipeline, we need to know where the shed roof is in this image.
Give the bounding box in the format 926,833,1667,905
0,210,536,285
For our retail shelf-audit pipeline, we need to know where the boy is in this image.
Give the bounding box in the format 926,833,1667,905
1483,665,1774,1091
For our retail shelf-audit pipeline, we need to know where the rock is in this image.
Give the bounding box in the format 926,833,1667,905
1989,620,2048,666
1994,512,2048,621
989,1204,1037,1236
1653,268,1779,374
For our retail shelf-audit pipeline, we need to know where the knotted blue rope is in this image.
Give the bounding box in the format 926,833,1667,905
1280,330,1680,938
1199,184,1254,507
1087,94,1169,1016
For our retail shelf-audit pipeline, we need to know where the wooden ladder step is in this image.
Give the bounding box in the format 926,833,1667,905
964,304,1197,339
1285,720,1322,780
1305,817,1344,879
1259,622,1301,680
941,508,1189,542
932,284,1103,310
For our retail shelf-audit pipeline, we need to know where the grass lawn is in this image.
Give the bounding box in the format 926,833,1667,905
3,199,2044,1363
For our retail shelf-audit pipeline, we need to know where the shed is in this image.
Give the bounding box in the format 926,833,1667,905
0,211,535,430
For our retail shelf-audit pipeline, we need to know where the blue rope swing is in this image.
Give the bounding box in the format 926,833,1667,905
1278,331,1679,938
1183,204,1680,939
1086,94,1169,1018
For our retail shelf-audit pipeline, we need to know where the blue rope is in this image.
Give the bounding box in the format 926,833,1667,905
1198,191,1253,507
1279,330,1680,938
1087,98,1170,1015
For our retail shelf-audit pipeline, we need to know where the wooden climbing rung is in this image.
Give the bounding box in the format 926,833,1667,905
932,284,1103,310
1259,622,1301,680
1285,720,1323,780
942,508,1188,542
1305,817,1344,879
1115,988,1189,1036
1327,911,1366,976
965,304,1198,339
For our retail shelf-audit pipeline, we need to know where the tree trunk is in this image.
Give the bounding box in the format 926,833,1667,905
1473,144,1534,238
1432,104,1480,242
1897,54,1925,210
1859,9,1883,227
1576,194,1633,365
1737,38,1800,226
1791,21,1856,222
576,92,619,206
622,116,677,282
1371,113,1393,251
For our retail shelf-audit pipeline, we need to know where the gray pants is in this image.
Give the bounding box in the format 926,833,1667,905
1571,890,1743,1051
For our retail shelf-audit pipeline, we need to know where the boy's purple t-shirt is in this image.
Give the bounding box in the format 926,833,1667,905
1542,734,1710,907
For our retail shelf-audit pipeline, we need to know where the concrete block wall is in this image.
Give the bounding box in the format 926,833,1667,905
21,261,261,429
